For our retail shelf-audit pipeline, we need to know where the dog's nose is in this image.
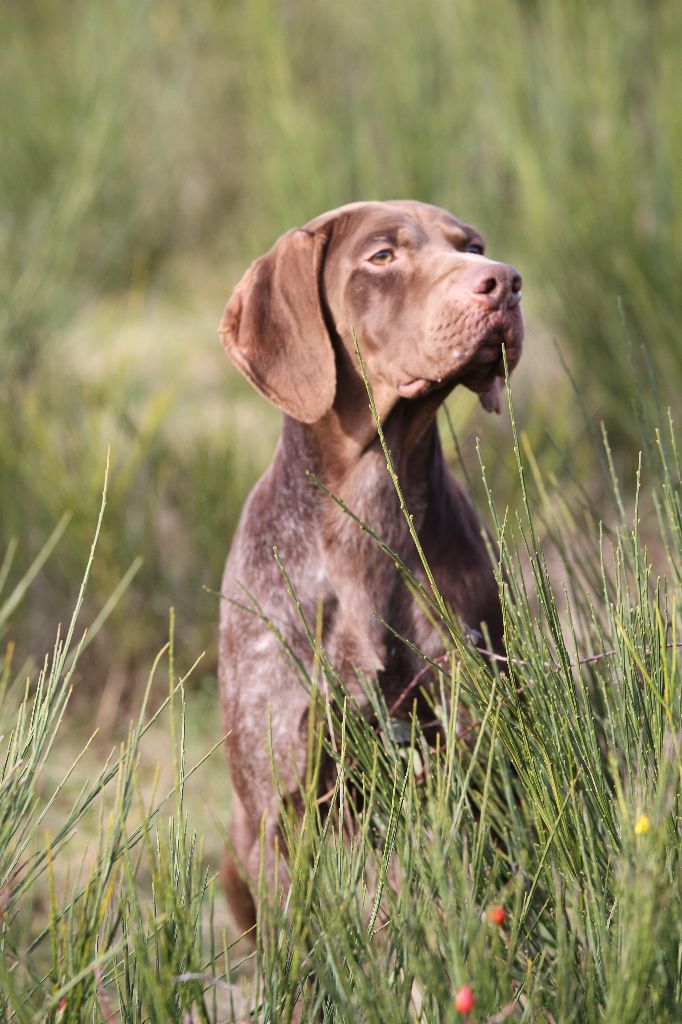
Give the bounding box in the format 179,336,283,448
466,263,522,310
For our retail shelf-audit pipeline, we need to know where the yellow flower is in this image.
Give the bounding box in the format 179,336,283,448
634,814,650,835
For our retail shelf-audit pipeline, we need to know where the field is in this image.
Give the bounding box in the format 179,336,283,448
1,1,681,1020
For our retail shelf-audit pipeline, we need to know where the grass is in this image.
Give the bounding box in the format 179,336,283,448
1,0,681,1019
1,383,681,1020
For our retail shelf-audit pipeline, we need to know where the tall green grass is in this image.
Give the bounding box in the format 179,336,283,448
249,363,682,1022
0,474,231,1021
1,381,680,1020
3,1,680,404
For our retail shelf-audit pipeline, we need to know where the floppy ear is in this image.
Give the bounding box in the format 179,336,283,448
479,378,504,414
219,228,336,424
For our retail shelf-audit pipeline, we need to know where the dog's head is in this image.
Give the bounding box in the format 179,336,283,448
219,200,524,422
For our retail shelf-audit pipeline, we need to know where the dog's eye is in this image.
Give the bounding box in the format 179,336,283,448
368,249,395,265
466,242,484,255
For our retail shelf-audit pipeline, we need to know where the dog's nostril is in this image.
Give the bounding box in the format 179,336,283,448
512,274,522,294
479,277,498,295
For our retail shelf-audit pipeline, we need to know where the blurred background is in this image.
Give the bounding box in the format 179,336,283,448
2,0,680,715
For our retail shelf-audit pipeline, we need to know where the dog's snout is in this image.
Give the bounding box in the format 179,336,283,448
467,263,522,310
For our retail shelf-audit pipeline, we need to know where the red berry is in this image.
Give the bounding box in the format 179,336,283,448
487,904,505,926
455,985,475,1014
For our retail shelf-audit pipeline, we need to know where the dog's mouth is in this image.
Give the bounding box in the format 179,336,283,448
398,316,523,400
462,330,516,385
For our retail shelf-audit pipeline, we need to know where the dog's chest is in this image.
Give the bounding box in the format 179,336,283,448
316,450,441,679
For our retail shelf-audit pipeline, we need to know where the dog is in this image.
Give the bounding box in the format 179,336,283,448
217,200,524,932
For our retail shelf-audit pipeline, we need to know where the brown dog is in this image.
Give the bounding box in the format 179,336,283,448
217,200,523,932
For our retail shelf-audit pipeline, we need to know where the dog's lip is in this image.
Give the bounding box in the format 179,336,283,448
398,350,512,398
477,335,510,376
398,314,523,399
469,320,523,375
397,376,453,398
397,377,433,398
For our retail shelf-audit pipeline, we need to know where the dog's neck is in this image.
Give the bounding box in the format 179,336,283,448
279,386,450,503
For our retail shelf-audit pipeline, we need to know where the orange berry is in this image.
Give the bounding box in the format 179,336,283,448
455,985,475,1014
487,904,505,926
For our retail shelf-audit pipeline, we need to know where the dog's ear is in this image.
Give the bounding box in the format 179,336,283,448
219,228,336,424
479,378,504,414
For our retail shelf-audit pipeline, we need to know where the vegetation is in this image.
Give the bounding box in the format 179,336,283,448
1,391,681,1021
2,0,681,670
1,0,681,1020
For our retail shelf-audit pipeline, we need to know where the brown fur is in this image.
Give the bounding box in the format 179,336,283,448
217,200,524,932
